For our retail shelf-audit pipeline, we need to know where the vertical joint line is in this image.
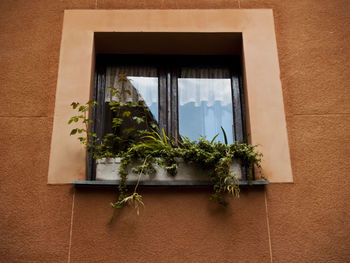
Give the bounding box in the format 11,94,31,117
67,189,75,263
264,189,273,263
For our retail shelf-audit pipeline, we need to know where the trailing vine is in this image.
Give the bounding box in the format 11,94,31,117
110,131,262,209
68,74,263,215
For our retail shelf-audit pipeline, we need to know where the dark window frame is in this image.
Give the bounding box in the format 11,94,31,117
88,54,246,181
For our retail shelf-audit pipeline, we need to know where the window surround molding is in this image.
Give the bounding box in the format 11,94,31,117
48,9,293,184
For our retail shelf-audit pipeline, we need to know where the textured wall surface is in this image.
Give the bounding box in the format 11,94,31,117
0,0,349,262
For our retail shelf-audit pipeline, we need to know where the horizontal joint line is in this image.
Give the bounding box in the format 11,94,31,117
290,113,350,117
0,116,48,118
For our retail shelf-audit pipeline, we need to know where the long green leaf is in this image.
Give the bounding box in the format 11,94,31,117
143,135,160,142
151,130,163,141
210,133,219,144
221,126,228,145
162,128,168,146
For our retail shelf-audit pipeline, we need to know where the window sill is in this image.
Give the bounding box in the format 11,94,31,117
72,180,269,187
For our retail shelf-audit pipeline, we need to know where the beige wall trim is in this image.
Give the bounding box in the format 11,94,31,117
48,9,293,184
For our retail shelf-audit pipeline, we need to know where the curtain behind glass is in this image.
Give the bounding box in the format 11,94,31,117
178,67,233,144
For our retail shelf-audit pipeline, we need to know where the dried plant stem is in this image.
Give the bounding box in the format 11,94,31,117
134,155,149,193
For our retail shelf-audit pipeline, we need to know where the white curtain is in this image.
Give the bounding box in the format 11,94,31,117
178,67,233,143
179,67,232,107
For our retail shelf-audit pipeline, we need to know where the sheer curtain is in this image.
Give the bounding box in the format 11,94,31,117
178,67,233,144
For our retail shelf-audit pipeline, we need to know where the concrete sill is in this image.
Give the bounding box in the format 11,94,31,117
72,180,269,187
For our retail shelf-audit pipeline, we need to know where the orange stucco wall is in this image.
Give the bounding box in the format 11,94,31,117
0,1,349,263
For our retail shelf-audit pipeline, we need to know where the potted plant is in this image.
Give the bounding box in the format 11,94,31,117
68,75,264,214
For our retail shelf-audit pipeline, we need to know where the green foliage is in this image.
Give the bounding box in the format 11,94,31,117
68,101,98,152
132,116,144,124
69,74,158,160
69,74,263,215
108,131,262,210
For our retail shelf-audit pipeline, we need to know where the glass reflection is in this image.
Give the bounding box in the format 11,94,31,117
128,76,158,122
104,66,159,152
106,66,158,122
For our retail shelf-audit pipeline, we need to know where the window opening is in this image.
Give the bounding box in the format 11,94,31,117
90,55,245,180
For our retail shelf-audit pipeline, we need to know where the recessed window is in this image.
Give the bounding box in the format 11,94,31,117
91,54,245,180
48,11,293,184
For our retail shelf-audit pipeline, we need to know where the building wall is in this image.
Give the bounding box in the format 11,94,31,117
0,1,349,262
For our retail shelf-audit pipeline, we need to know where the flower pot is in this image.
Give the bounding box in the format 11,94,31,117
96,158,242,183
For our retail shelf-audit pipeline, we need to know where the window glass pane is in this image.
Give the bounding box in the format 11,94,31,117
126,76,158,122
104,65,158,152
178,67,233,144
105,66,158,122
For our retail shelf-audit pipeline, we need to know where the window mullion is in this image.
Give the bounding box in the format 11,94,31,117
159,65,177,139
158,67,168,135
170,67,179,141
166,71,172,138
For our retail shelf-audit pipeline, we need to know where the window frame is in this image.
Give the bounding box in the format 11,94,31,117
88,54,247,181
